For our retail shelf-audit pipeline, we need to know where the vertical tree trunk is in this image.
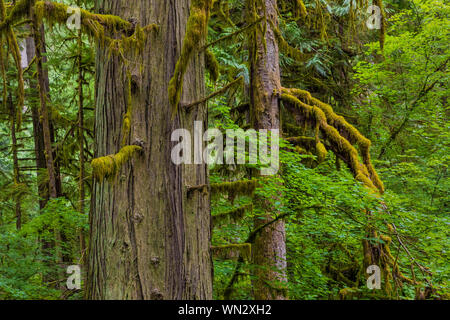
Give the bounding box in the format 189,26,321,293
248,0,287,300
76,10,86,261
30,4,57,199
8,93,22,230
87,0,212,299
25,36,47,210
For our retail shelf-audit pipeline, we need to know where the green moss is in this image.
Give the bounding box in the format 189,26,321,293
281,91,380,191
211,243,252,262
212,203,253,227
0,0,33,32
1,0,24,130
270,19,308,63
91,145,142,182
211,180,257,199
205,48,219,82
294,0,307,18
168,0,213,117
283,87,384,193
34,1,141,40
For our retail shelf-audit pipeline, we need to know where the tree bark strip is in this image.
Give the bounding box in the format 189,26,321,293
248,0,287,300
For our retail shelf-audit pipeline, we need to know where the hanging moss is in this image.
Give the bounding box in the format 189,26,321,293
269,19,308,63
211,180,257,198
316,141,327,163
282,87,384,193
91,145,142,182
34,1,136,40
212,203,253,227
205,48,219,82
168,0,213,117
280,92,379,191
0,0,33,33
1,0,24,130
294,0,307,19
211,243,252,262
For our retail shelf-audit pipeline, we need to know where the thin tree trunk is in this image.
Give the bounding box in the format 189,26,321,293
8,93,22,229
77,17,86,261
30,5,57,199
25,36,47,209
248,0,287,300
87,0,212,300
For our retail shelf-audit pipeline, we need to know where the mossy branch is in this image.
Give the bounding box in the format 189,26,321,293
270,19,309,63
0,0,33,33
212,203,253,227
168,0,213,118
34,1,133,39
282,87,384,192
211,243,252,262
280,92,380,192
91,145,142,182
210,179,257,198
202,16,263,50
205,48,219,82
184,76,243,110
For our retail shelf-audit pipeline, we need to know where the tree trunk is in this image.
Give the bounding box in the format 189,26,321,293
248,0,287,300
87,0,212,300
30,6,57,199
25,36,47,210
8,93,22,230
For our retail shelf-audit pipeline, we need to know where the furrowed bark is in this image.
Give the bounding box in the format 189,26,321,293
87,0,212,300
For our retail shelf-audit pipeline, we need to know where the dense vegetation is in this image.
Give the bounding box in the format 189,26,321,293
0,0,448,300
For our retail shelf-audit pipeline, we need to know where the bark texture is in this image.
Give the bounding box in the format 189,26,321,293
87,0,212,300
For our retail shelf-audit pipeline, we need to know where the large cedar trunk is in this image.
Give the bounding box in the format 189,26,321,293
86,0,212,299
249,0,287,300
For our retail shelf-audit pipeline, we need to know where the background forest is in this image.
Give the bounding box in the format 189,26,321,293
0,0,448,300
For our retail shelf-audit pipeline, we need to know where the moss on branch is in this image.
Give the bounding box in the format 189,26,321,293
168,0,213,117
280,91,379,191
212,203,253,227
91,145,142,182
34,1,132,39
282,87,384,192
211,180,257,198
211,243,252,261
205,48,219,82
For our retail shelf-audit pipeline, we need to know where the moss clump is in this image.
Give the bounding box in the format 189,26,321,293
205,48,219,82
91,145,142,181
168,0,213,117
1,0,24,130
212,203,253,227
34,1,133,40
316,141,328,163
0,0,33,33
294,0,307,19
211,180,257,198
211,243,252,262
